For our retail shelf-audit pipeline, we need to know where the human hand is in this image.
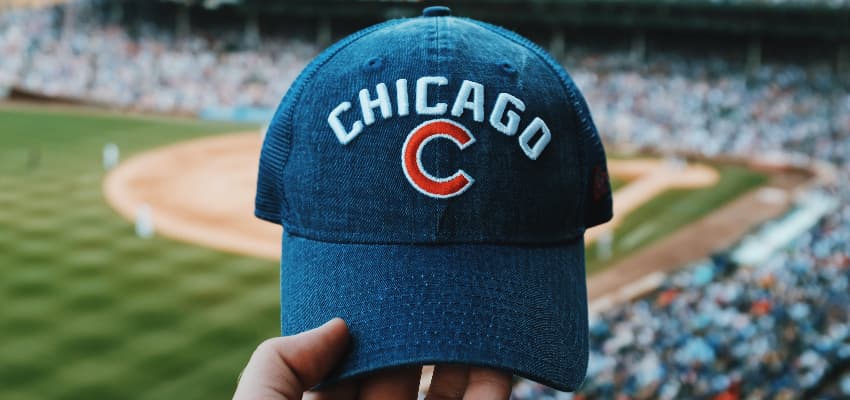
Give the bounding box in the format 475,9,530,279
232,318,513,400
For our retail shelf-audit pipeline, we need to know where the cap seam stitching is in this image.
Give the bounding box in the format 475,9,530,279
277,18,408,225
457,17,592,228
284,228,584,247
433,15,443,240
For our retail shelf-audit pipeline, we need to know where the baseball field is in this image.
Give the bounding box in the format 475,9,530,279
0,105,767,399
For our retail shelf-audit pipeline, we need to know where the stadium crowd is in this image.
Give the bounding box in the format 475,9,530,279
2,3,850,398
571,53,850,165
575,193,849,399
0,5,317,111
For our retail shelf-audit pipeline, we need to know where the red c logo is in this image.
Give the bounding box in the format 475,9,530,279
402,119,475,198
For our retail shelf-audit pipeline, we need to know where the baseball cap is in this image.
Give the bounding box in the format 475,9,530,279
255,5,612,392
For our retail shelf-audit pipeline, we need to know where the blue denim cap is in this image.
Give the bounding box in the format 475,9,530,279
255,6,612,392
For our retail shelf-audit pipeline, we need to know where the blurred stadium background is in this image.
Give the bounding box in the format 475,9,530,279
1,0,849,399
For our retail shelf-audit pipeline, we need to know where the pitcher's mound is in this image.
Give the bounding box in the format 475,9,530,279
103,133,281,259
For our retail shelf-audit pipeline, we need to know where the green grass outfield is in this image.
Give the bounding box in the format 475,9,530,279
586,167,767,273
0,106,274,400
0,106,765,399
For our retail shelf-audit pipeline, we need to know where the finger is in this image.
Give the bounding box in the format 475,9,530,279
277,318,351,387
358,365,422,400
303,379,357,400
232,318,351,400
425,364,469,400
462,368,512,400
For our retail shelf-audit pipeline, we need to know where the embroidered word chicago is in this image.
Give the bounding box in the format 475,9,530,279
327,76,551,160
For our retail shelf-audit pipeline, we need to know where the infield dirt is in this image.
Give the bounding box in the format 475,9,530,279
103,133,281,259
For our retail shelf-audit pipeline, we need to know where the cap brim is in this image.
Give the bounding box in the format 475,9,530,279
280,232,589,392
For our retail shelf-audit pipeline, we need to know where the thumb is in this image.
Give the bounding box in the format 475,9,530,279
232,318,350,400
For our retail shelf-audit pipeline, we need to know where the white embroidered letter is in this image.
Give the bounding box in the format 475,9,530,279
415,76,448,115
359,83,392,126
396,79,410,117
489,93,525,136
451,80,485,122
328,101,364,145
518,117,551,160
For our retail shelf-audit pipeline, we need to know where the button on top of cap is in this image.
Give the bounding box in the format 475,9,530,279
422,6,451,17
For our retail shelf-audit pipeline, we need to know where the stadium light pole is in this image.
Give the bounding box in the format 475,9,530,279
746,36,762,76
631,31,646,66
550,27,565,62
176,0,193,39
838,44,849,74
61,0,74,45
243,4,260,48
317,16,331,49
